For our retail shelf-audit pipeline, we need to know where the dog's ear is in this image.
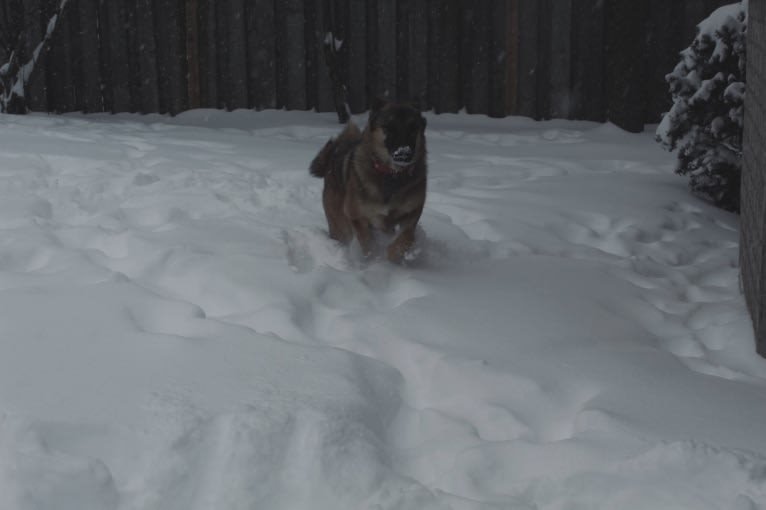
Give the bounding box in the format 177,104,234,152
371,96,389,113
369,96,389,126
408,93,426,112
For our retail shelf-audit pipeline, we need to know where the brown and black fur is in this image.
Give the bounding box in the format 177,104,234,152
309,98,428,263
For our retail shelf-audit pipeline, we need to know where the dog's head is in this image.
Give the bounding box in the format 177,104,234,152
367,98,427,171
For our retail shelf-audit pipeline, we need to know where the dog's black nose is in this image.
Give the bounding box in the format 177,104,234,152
392,146,414,163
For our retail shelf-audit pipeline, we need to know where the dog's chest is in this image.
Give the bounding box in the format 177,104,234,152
380,175,401,204
364,188,418,230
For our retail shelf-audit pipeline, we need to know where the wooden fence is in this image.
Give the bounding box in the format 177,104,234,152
0,0,735,131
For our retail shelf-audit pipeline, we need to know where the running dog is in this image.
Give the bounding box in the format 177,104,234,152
309,98,427,263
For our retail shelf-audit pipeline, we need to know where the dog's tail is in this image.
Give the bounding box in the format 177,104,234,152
309,139,334,178
309,122,362,178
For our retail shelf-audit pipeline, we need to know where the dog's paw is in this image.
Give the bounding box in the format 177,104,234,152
386,243,407,264
403,245,422,263
387,243,422,265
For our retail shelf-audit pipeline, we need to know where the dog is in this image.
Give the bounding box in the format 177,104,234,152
309,98,427,263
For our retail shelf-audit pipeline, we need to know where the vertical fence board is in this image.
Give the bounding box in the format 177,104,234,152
199,0,218,108
0,1,9,65
645,0,682,123
310,0,334,112
68,0,84,111
75,0,102,112
246,0,276,110
334,0,351,113
395,0,410,102
303,0,318,110
408,0,428,107
461,0,490,115
373,0,396,99
275,0,307,110
428,0,459,113
347,0,367,112
274,0,287,108
134,0,159,113
123,0,140,111
287,0,307,110
226,0,248,110
571,0,605,121
214,0,229,109
46,0,75,112
683,0,708,42
536,0,552,119
549,0,571,119
101,0,131,113
516,0,539,119
186,0,200,109
605,0,648,132
23,0,46,111
396,0,429,105
98,0,113,112
155,0,187,114
489,0,514,118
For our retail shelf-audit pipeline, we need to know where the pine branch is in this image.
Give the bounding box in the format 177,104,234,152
1,0,69,113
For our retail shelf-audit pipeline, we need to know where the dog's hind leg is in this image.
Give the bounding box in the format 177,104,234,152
327,211,353,244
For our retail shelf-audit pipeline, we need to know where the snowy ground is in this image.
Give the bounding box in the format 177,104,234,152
1,109,765,510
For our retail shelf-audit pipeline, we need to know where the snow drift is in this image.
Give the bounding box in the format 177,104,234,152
0,109,764,510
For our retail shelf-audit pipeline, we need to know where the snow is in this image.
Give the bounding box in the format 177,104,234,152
323,32,344,51
1,109,765,510
698,2,745,39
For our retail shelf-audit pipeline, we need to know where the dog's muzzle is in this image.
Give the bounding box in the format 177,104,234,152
392,146,414,165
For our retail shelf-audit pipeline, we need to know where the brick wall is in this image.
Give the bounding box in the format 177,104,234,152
741,0,766,357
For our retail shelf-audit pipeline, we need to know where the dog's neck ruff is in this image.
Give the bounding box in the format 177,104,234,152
372,157,410,176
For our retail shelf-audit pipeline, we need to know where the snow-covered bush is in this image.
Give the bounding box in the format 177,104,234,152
656,1,747,212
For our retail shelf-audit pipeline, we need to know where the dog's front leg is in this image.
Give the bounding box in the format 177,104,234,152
351,219,373,257
387,209,422,263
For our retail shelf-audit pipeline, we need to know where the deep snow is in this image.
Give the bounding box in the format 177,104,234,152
0,109,765,510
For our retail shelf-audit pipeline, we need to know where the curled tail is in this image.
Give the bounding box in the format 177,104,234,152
309,121,362,178
309,139,334,178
